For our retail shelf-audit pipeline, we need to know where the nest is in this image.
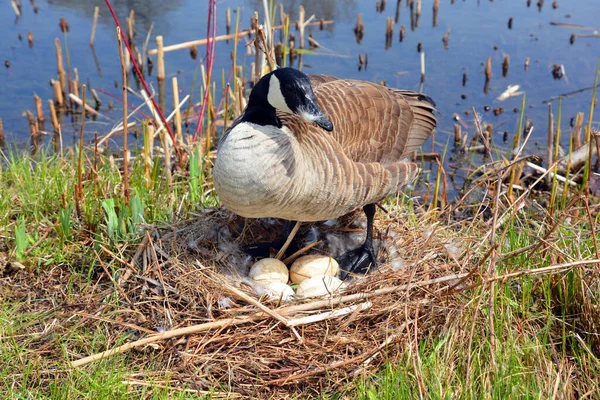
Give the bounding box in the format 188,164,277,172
76,207,478,397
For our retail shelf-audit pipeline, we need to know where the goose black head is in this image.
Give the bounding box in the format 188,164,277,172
247,67,334,132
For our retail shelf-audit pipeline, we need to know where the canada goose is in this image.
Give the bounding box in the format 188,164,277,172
213,67,437,276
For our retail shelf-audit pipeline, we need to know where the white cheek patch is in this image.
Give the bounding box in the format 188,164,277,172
267,74,293,114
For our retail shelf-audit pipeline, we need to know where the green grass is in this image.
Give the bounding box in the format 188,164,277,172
1,145,599,399
356,215,600,399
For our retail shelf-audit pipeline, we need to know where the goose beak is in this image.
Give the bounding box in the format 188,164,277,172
304,98,334,132
314,115,334,132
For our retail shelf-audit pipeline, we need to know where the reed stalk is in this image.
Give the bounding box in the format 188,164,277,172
223,82,230,132
51,79,64,106
283,15,290,67
572,112,583,150
127,10,135,45
90,6,99,46
55,39,67,101
562,108,574,207
546,104,554,186
117,27,130,205
431,150,447,211
76,85,87,219
226,7,231,36
194,0,218,142
25,110,37,137
582,57,599,191
34,94,44,126
142,120,151,188
156,35,165,81
104,0,178,153
48,99,59,133
160,123,172,188
172,77,183,146
420,52,425,82
550,96,562,213
485,57,492,80
62,30,73,110
232,6,241,95
507,93,526,200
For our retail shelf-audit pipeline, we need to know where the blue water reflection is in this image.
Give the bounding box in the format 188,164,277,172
1,0,598,159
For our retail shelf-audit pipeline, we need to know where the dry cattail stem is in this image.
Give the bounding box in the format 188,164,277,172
156,35,165,81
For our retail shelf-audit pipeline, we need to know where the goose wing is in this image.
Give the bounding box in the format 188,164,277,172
285,78,436,166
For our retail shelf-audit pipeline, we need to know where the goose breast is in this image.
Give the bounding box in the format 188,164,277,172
213,75,436,222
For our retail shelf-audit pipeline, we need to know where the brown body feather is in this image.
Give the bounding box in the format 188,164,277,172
214,75,437,221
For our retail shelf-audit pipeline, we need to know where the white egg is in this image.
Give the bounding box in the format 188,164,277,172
296,275,344,298
263,281,295,301
289,255,339,284
248,258,289,284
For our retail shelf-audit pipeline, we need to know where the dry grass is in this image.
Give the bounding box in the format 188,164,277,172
2,155,600,397
1,204,479,397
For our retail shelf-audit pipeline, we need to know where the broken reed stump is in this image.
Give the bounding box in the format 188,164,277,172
90,6,99,46
433,0,439,27
354,14,364,43
190,45,198,60
226,7,231,37
127,9,135,45
420,51,426,82
573,111,584,150
485,56,492,80
55,38,66,99
442,31,450,49
34,94,44,125
51,79,64,106
10,0,20,17
502,55,510,77
0,118,4,146
356,53,369,73
298,6,305,49
454,124,462,146
91,88,101,108
385,17,394,49
48,99,60,133
25,110,38,137
414,0,422,28
71,79,79,107
399,25,405,42
156,35,165,81
172,76,183,146
484,57,492,94
307,34,320,49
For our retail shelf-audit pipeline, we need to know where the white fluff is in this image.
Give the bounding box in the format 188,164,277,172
218,296,235,309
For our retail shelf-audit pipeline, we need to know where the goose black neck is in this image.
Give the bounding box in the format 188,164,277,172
240,74,282,128
241,103,281,128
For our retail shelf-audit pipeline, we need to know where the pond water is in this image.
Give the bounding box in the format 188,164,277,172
1,0,599,171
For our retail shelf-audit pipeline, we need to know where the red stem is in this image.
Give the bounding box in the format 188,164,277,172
104,0,178,153
193,0,218,139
